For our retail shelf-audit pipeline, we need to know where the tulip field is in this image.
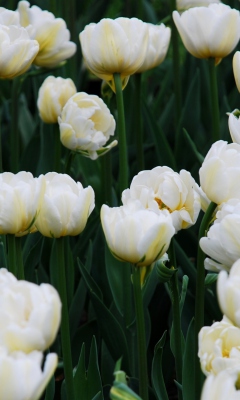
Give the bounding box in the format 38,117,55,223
1,0,240,399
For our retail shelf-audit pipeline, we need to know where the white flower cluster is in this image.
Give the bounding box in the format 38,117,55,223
0,1,76,79
0,267,61,400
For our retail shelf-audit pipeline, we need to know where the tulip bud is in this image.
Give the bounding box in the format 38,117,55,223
79,17,149,91
0,269,61,353
101,200,174,267
173,4,240,65
177,0,221,12
217,259,240,327
228,110,240,144
59,92,117,160
37,76,77,124
35,172,95,238
0,348,57,400
0,25,39,79
17,1,76,68
233,51,240,92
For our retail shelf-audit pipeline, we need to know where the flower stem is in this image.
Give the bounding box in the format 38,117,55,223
194,201,217,399
132,266,149,400
53,123,62,173
113,73,128,193
135,73,144,172
208,58,220,142
101,152,112,206
56,237,75,400
10,77,21,173
7,234,17,277
65,151,76,176
15,237,24,280
168,240,182,400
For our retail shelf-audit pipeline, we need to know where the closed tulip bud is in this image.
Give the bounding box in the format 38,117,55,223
198,317,240,378
59,92,117,160
0,24,39,79
177,0,221,12
122,167,201,232
173,4,240,65
136,23,171,73
233,52,240,92
200,199,240,272
0,269,61,353
79,17,149,91
101,200,175,267
199,140,240,205
217,259,240,328
228,110,240,144
17,1,76,68
0,172,44,236
201,369,240,400
36,172,95,238
37,76,77,124
0,348,57,400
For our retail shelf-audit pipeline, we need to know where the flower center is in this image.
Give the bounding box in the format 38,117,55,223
154,197,171,212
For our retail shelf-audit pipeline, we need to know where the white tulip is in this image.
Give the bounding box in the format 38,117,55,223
228,110,240,144
177,0,221,12
36,172,95,238
122,167,201,232
0,347,57,400
136,23,171,73
37,76,77,124
201,369,240,400
217,259,240,328
200,199,240,272
0,172,44,236
101,200,175,267
0,7,20,26
79,17,149,91
0,269,61,353
59,92,117,160
233,51,240,92
17,1,76,68
199,140,240,205
173,4,240,64
198,317,240,377
0,24,39,79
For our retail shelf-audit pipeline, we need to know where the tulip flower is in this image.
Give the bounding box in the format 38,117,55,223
177,0,221,12
135,23,171,73
201,369,240,400
228,110,240,144
198,317,240,377
122,167,201,232
0,24,39,79
0,7,20,26
79,17,149,91
0,172,44,236
233,51,240,92
101,200,175,267
199,140,240,205
0,347,57,400
0,269,61,353
59,92,117,160
35,172,95,238
217,259,240,328
200,199,240,272
17,1,76,68
173,4,240,65
37,76,77,124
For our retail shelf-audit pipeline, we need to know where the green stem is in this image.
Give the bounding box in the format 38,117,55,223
101,152,112,206
53,123,62,173
194,201,217,399
135,74,144,172
10,77,22,173
56,237,75,400
113,73,128,193
168,240,182,400
7,234,17,277
0,108,2,173
208,58,220,142
132,266,148,400
64,151,76,176
15,237,24,280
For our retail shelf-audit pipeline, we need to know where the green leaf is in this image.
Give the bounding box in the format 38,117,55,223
23,233,44,282
182,318,195,400
44,375,55,400
74,337,103,400
204,273,218,287
142,264,159,308
183,128,204,164
78,260,130,372
180,275,189,315
151,331,169,400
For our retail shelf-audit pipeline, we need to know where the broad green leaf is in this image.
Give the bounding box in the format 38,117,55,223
182,318,195,400
180,275,189,315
